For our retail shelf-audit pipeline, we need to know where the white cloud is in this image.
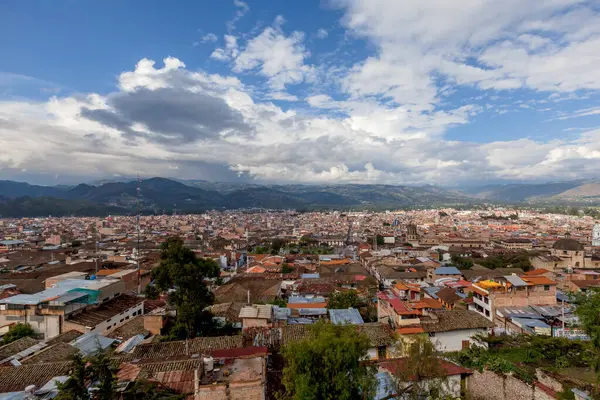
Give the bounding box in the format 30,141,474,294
233,26,314,89
210,34,240,61
198,33,218,44
316,28,328,39
4,57,600,185
4,2,600,186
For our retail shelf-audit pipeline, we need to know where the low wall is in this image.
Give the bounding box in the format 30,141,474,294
467,370,560,400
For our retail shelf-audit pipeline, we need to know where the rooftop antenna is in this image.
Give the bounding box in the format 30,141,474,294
136,174,141,294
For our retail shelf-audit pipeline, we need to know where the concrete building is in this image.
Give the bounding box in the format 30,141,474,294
0,278,125,339
593,223,600,247
471,275,557,322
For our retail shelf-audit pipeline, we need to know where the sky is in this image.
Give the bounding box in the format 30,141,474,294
1,0,600,186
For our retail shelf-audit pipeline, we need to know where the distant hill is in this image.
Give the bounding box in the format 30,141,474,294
0,181,68,199
6,177,600,217
0,177,474,216
463,181,584,202
553,183,600,199
0,196,127,218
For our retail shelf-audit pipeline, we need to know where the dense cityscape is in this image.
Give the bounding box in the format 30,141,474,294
0,207,597,398
3,0,600,398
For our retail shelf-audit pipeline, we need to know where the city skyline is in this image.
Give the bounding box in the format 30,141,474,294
2,0,600,186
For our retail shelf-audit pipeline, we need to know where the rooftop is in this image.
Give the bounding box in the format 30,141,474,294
239,304,272,320
328,308,364,325
421,310,494,333
66,294,143,328
131,335,244,360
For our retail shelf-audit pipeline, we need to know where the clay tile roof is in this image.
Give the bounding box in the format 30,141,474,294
131,336,244,360
0,336,39,360
45,330,82,346
552,238,583,251
411,298,443,309
421,310,494,333
21,342,77,364
524,268,550,275
107,316,149,340
380,358,472,380
435,287,462,305
281,323,394,347
396,326,425,335
0,361,72,392
522,276,556,286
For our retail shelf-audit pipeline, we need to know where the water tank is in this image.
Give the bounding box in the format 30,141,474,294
203,356,214,372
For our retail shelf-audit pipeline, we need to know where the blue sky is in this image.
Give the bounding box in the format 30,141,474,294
1,0,600,185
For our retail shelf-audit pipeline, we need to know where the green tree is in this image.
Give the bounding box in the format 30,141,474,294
279,321,377,400
144,284,160,300
55,353,90,400
151,236,220,339
327,291,361,309
71,240,82,247
1,323,35,345
88,350,117,400
386,335,451,399
376,235,385,246
451,255,473,270
281,262,294,274
574,288,600,387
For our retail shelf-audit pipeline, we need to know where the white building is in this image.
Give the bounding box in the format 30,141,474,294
421,310,493,352
593,223,600,247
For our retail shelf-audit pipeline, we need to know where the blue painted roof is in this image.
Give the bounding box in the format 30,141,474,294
328,308,364,325
301,273,320,279
434,266,461,275
423,286,441,299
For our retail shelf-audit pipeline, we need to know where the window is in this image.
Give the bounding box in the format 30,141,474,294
484,297,489,304
485,309,490,317
544,285,550,291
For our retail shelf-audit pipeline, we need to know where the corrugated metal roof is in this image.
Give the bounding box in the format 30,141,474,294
504,275,528,287
115,334,145,354
496,306,542,319
70,333,115,356
434,267,461,275
288,296,326,304
328,308,364,325
239,304,272,319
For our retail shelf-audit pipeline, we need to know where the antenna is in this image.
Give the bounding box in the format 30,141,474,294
136,174,141,294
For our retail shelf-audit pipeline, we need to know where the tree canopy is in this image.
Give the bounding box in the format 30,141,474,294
574,288,600,383
280,321,377,400
151,236,220,339
1,323,35,345
327,290,361,309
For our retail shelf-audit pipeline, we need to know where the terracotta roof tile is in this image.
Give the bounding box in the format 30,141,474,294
0,361,71,392
131,335,244,360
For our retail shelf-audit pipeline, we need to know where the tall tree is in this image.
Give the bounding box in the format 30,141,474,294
88,351,117,400
327,290,361,309
55,353,90,400
574,288,600,388
385,335,451,399
151,236,220,338
280,321,377,400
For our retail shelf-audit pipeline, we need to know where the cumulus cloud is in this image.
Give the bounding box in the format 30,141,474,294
233,26,313,90
3,1,600,185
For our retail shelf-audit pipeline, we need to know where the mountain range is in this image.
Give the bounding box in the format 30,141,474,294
1,178,600,217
